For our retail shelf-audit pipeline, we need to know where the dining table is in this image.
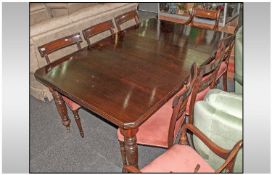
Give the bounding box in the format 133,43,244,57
34,18,225,169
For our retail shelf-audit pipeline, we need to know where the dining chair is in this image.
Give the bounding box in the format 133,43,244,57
38,33,84,138
189,7,221,30
186,41,226,123
123,123,243,173
183,45,225,149
216,34,236,91
114,10,139,32
117,63,198,171
82,20,115,48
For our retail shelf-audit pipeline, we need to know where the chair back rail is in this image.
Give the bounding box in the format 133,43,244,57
201,35,235,66
194,8,219,20
221,35,235,63
38,33,82,64
167,63,198,147
115,10,139,31
191,7,221,30
82,20,115,46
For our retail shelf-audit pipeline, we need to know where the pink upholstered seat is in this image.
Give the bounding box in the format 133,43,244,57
124,123,243,173
141,144,214,173
117,95,184,148
217,62,227,79
62,96,80,111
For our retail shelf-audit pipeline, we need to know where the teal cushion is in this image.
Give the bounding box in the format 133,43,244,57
204,89,242,119
235,27,243,93
193,101,242,172
235,81,242,94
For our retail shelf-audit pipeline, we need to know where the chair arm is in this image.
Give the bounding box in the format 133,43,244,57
179,124,229,159
123,165,141,173
179,124,242,172
215,140,243,173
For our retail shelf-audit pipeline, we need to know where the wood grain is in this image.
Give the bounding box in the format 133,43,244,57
35,18,225,129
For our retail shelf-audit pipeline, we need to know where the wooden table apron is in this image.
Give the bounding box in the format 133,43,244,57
34,18,225,168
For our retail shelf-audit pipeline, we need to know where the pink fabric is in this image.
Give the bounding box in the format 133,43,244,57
141,144,215,173
62,96,80,110
186,86,210,115
217,62,227,79
117,93,185,148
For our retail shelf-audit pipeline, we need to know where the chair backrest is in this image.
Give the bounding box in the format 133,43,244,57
167,63,198,147
188,42,226,124
220,34,235,64
191,7,221,30
115,10,139,31
38,33,82,64
82,20,115,46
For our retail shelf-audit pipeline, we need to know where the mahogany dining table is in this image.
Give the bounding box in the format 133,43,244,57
34,18,225,169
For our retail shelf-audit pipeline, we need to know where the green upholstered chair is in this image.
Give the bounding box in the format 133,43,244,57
235,26,243,94
193,89,242,172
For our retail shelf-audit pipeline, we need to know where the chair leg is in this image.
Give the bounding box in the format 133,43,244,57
72,109,84,138
185,115,195,149
222,71,228,91
119,140,128,172
189,133,196,149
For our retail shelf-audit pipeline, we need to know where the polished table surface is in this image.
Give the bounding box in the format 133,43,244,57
35,18,224,130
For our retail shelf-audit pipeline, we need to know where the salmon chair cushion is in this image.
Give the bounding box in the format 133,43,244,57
193,90,242,172
62,96,81,111
117,93,184,148
141,144,214,173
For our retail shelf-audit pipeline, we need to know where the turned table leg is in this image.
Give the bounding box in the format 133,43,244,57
120,128,139,170
50,88,71,130
118,140,127,172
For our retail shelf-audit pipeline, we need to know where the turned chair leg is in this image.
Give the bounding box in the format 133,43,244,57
72,109,84,138
119,140,128,172
222,71,228,91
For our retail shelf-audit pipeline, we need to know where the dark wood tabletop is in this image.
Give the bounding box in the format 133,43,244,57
35,18,224,129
